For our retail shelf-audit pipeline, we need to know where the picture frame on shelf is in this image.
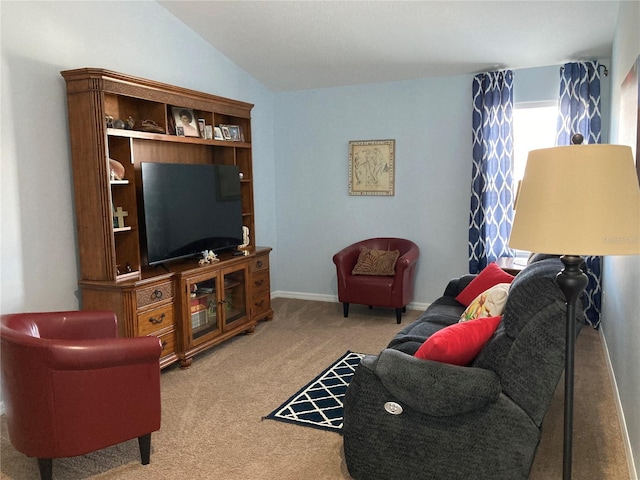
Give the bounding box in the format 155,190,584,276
171,107,200,137
221,125,232,140
213,126,224,140
198,118,206,138
228,125,241,141
204,125,213,139
348,139,395,196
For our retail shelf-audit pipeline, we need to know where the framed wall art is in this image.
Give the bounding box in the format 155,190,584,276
619,55,640,183
348,139,395,196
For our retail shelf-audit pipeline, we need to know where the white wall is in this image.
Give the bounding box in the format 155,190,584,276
604,1,640,477
0,1,276,315
273,77,472,304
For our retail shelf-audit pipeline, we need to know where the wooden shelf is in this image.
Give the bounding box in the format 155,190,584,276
62,68,269,370
106,128,251,148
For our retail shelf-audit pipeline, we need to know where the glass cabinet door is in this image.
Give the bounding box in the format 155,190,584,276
222,269,247,327
189,276,220,341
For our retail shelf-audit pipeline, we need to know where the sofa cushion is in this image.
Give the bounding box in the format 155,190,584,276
455,262,514,306
460,283,510,321
352,247,400,276
414,316,502,366
387,297,464,354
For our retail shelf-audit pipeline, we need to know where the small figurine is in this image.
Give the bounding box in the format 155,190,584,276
199,250,219,266
125,116,135,130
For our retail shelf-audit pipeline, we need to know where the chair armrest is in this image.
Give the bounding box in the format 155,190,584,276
364,348,501,417
48,336,162,370
394,245,419,275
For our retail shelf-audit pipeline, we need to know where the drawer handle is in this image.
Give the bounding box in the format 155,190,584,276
256,260,263,268
254,279,264,287
149,313,165,325
161,340,168,350
255,300,265,307
151,289,163,300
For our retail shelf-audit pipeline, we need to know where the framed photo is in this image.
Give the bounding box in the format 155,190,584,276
228,125,241,141
171,107,200,137
221,125,232,140
348,139,395,196
198,118,206,138
204,125,213,140
213,126,224,140
619,55,640,183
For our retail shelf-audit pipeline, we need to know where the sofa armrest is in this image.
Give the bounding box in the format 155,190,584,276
443,274,477,298
364,348,501,417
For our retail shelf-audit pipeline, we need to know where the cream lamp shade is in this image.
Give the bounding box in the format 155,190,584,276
509,144,640,256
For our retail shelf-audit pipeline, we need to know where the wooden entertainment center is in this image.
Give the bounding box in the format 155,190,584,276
61,68,273,369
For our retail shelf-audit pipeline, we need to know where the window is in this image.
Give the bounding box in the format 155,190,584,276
512,101,558,259
513,101,558,182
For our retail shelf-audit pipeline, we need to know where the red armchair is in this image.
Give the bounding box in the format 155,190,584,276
333,238,420,323
0,311,162,480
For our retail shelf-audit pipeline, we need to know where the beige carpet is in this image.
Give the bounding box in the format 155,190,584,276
0,298,630,479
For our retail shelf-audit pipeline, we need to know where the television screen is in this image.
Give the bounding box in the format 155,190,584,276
140,162,243,265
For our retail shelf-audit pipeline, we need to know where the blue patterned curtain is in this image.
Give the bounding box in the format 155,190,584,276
556,60,603,327
469,70,515,274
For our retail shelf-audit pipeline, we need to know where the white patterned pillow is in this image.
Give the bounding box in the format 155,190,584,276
460,283,510,322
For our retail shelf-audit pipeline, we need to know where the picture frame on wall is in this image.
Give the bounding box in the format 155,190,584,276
619,55,640,183
171,107,200,137
348,139,395,196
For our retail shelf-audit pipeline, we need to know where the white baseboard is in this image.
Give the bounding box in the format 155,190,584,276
271,291,430,312
599,326,638,480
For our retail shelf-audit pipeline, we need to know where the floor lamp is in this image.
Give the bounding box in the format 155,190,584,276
508,144,640,480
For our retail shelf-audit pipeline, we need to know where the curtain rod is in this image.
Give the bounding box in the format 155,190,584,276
560,62,609,77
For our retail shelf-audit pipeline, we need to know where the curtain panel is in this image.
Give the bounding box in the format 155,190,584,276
469,70,515,274
556,60,604,327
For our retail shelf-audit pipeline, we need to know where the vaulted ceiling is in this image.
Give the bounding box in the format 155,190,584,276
158,1,620,92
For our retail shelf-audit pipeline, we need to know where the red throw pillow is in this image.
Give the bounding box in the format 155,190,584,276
414,316,502,366
455,262,515,307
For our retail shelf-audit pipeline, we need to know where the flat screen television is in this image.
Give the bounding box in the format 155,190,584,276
140,162,243,265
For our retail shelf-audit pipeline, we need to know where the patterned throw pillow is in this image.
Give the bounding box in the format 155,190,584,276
351,247,400,276
414,316,503,366
460,283,511,322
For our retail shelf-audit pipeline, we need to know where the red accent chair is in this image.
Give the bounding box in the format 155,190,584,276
0,311,162,480
333,238,420,324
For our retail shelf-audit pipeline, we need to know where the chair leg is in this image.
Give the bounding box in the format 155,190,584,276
395,308,402,324
37,458,52,480
138,433,152,465
343,303,349,317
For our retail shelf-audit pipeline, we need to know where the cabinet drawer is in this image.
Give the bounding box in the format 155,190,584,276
251,270,270,293
136,282,173,308
252,292,271,319
157,329,177,358
249,255,269,272
137,304,175,336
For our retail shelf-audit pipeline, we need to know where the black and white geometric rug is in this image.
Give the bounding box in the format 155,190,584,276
264,351,365,433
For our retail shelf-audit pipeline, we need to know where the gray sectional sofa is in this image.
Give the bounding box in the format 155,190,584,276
343,256,584,480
